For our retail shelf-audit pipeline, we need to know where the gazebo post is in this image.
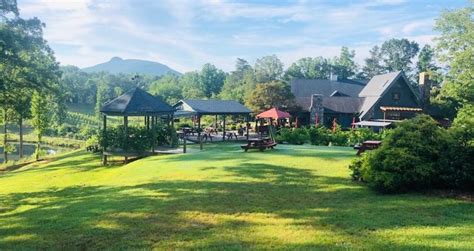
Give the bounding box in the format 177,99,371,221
198,115,203,150
246,114,250,140
152,115,156,153
222,115,226,141
215,115,218,133
124,116,128,163
102,114,107,165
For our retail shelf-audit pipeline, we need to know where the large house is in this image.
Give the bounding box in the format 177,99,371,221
291,71,427,129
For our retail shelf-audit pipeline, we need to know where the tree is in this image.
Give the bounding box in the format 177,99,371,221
180,72,206,99
95,81,107,119
149,74,182,104
434,3,474,105
417,45,438,72
285,57,331,80
254,55,284,83
220,58,256,103
31,91,50,161
361,45,385,79
332,46,357,79
200,63,226,98
380,38,419,73
10,89,31,158
245,81,296,112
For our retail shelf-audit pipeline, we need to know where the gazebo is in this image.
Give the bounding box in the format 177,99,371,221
100,87,175,164
174,99,252,149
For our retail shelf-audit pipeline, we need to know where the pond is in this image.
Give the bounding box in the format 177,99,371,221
0,143,66,162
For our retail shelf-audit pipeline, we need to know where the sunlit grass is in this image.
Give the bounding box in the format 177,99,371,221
0,144,472,249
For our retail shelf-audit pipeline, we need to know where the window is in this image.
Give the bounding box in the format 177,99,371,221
392,92,400,101
387,111,401,120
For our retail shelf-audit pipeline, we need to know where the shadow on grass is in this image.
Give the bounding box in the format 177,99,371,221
0,160,473,249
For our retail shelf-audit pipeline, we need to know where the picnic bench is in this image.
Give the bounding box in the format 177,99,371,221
241,138,277,152
354,140,382,155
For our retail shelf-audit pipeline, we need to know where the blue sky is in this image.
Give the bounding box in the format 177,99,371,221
19,0,468,72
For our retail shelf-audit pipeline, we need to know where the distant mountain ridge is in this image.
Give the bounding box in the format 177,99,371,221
82,57,180,76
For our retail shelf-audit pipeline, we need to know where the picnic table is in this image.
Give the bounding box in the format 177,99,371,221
354,140,382,155
241,137,277,152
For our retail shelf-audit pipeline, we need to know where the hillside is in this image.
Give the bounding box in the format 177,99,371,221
82,57,180,76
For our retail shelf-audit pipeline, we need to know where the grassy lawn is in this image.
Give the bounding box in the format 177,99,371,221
0,144,472,249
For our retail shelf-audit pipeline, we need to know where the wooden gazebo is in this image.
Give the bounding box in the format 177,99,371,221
100,87,175,164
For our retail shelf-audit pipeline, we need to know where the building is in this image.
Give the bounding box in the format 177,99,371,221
291,71,424,129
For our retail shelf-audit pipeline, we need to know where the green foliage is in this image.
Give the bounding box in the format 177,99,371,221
332,46,358,79
99,124,178,152
285,56,331,80
417,45,438,72
245,81,296,112
149,74,182,104
351,115,473,193
254,55,284,83
276,128,309,145
200,63,226,98
434,3,474,105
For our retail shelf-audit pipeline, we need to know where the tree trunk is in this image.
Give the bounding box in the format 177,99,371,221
35,134,41,161
19,117,23,159
3,109,7,163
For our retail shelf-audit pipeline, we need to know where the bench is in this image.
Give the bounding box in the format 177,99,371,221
241,138,277,152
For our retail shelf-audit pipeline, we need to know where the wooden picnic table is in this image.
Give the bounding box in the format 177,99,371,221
355,140,382,155
241,137,277,152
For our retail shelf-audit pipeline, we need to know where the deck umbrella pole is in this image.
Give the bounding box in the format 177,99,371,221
222,115,226,141
124,116,128,163
102,115,107,165
198,115,203,150
183,131,187,153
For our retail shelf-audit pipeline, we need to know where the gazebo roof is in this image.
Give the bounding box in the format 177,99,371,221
100,87,175,116
174,99,251,115
256,108,291,119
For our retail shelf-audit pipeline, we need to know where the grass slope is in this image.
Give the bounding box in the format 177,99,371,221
0,144,472,249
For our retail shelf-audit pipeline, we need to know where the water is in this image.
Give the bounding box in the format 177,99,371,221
0,143,63,162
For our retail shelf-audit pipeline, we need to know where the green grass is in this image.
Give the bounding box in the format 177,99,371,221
0,144,472,249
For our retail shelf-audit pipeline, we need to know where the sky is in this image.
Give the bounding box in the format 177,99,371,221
18,0,468,73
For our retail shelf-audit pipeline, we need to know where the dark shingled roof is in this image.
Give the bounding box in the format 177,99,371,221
291,78,367,98
175,99,251,115
295,97,364,114
100,87,175,116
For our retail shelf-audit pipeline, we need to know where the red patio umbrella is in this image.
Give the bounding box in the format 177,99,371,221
256,107,291,119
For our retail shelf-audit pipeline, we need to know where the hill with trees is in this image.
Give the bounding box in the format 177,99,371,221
82,57,180,76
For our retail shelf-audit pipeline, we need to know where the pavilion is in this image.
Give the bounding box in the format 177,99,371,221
174,99,252,149
100,87,175,164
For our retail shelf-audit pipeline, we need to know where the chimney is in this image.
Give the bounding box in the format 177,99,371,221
419,72,432,108
330,73,338,81
310,94,324,126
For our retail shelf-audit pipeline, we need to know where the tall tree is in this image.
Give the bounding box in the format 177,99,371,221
254,55,284,83
95,81,107,119
245,81,296,112
380,38,419,73
332,46,357,79
200,63,226,98
434,3,474,105
220,58,256,103
361,45,385,79
417,45,438,72
149,74,182,104
285,57,331,80
30,91,50,161
181,72,206,99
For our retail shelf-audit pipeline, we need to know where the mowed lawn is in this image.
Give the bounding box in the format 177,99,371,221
0,144,473,249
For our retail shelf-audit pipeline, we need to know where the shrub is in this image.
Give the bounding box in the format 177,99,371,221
308,126,331,145
276,128,309,145
354,115,452,193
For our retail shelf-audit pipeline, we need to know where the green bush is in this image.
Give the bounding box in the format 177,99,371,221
276,128,309,145
351,115,458,193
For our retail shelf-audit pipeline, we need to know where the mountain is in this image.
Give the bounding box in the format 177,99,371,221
82,57,180,76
